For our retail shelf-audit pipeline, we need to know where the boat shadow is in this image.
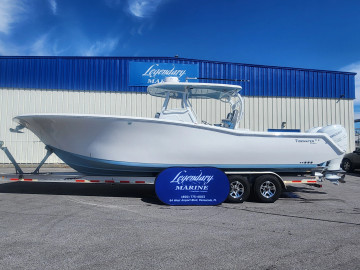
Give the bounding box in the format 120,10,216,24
0,181,163,203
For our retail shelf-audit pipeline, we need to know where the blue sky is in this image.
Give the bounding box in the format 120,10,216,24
1,0,360,116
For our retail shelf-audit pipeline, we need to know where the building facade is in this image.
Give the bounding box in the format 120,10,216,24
0,56,356,163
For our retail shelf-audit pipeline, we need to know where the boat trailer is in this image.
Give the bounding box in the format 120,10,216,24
0,140,345,204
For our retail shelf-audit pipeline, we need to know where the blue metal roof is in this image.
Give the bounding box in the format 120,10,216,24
0,56,356,99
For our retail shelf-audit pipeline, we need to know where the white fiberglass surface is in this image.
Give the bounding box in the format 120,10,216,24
13,114,344,168
148,82,241,99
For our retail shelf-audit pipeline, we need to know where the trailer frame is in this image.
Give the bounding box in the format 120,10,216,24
0,140,344,203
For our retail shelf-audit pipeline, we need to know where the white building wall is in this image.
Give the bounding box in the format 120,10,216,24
0,88,355,164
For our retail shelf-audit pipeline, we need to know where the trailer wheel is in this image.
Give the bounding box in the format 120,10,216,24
254,175,282,203
226,175,250,203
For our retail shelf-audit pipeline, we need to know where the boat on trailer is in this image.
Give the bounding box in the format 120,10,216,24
12,77,347,179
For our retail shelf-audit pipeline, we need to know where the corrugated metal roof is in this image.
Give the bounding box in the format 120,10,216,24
0,56,356,99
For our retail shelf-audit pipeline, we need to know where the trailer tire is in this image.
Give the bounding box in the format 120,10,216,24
226,175,250,203
254,175,282,203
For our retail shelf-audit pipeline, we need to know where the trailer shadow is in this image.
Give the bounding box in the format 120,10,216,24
0,181,332,205
0,181,161,202
279,185,328,201
344,171,360,177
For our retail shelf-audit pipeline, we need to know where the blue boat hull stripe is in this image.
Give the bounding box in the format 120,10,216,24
51,146,317,176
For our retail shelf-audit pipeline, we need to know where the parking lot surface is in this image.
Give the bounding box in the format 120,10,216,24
0,168,359,270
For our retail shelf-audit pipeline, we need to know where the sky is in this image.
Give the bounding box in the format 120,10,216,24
0,0,360,116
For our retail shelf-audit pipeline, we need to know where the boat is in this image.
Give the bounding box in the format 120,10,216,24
12,77,348,177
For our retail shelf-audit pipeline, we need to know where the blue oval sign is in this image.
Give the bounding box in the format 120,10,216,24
155,167,230,206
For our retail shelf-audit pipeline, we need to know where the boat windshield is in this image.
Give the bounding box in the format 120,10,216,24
147,81,244,129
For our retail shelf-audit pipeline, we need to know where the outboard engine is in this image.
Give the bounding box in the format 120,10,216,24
307,125,348,182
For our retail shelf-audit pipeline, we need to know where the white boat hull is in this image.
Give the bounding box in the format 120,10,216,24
14,114,345,176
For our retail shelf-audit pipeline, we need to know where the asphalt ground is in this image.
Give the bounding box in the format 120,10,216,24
0,167,359,270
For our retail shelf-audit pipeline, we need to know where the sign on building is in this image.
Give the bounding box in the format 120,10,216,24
129,61,199,86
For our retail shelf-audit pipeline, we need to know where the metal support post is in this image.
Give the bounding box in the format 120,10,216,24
32,146,54,174
0,140,24,174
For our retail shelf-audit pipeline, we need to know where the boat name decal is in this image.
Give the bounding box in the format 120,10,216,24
142,64,187,79
295,139,320,144
330,130,342,138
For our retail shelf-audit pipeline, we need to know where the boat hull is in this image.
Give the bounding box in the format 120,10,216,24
14,114,345,176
